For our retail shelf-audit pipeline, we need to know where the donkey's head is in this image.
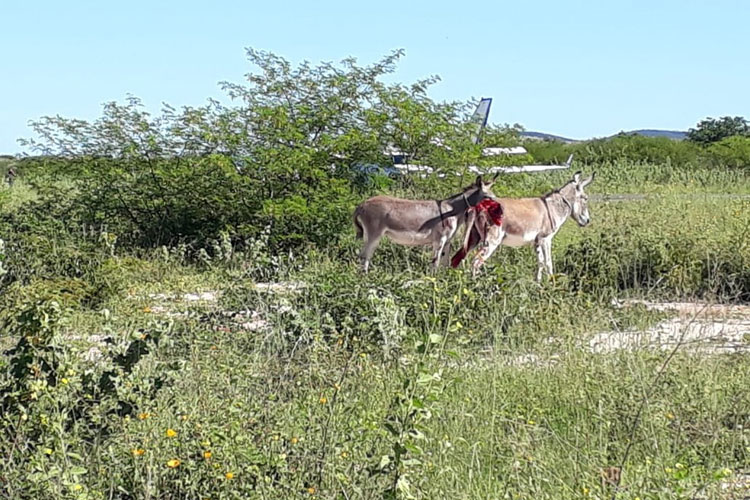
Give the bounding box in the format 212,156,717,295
463,173,498,205
569,171,595,226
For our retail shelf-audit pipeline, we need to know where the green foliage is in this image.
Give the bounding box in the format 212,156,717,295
687,115,750,145
560,195,750,301
526,133,702,169
707,135,750,169
0,288,179,499
19,49,489,253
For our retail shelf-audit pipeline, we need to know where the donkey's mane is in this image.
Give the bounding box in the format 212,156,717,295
541,180,576,199
446,182,481,201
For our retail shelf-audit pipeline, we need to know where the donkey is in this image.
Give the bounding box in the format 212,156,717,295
353,175,498,272
466,171,595,280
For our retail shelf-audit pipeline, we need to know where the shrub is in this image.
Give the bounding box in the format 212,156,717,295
707,135,750,170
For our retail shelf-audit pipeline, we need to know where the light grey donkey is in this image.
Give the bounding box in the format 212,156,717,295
353,175,498,272
470,171,595,280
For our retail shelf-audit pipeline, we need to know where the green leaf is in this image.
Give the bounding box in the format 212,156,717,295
404,443,423,455
69,466,88,476
384,422,399,436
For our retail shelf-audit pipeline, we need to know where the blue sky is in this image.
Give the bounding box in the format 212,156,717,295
1,0,749,153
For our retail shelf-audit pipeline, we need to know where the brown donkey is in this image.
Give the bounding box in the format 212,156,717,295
353,175,498,272
466,171,595,280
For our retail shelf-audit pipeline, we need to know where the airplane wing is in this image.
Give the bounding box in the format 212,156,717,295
485,154,574,174
400,154,575,178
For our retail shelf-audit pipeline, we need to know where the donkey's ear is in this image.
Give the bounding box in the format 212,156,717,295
573,171,582,183
582,172,595,187
475,175,483,187
482,172,499,188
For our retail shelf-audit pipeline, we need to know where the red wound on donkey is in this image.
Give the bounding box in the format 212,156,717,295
451,199,503,268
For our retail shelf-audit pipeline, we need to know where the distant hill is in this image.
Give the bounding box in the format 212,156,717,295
618,129,687,140
521,129,687,142
520,131,578,143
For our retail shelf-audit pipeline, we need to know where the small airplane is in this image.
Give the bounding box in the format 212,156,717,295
388,97,574,177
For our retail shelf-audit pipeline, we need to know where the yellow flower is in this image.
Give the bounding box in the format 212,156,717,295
166,428,178,438
665,411,675,420
71,484,83,492
138,412,150,420
290,437,299,445
319,396,328,404
340,451,348,458
180,414,188,421
582,486,590,496
43,448,53,455
61,378,69,385
167,459,181,468
717,467,732,478
225,472,234,480
132,448,146,456
203,450,212,459
333,383,341,391
143,307,152,313
307,486,316,495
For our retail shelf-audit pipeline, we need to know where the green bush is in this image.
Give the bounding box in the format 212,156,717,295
525,134,702,169
707,135,750,170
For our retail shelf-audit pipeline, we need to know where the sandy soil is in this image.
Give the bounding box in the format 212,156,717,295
590,300,750,354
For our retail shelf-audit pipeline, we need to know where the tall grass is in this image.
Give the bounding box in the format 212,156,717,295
0,163,749,499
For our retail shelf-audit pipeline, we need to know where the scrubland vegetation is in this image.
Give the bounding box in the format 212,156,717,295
1,50,749,499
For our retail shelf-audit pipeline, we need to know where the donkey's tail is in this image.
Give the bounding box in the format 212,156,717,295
353,205,364,239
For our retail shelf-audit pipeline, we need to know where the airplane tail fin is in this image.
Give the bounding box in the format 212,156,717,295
470,98,492,144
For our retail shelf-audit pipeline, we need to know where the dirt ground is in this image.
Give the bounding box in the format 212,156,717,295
591,300,750,354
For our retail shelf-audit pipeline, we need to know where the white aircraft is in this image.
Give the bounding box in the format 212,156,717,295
389,97,574,176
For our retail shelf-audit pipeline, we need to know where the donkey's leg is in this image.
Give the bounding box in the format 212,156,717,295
535,242,545,282
360,228,384,273
440,239,452,267
471,227,504,277
432,220,457,270
534,237,554,281
432,235,449,271
542,237,554,276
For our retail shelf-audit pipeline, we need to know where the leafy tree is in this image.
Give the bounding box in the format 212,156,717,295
687,116,749,145
19,49,485,251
